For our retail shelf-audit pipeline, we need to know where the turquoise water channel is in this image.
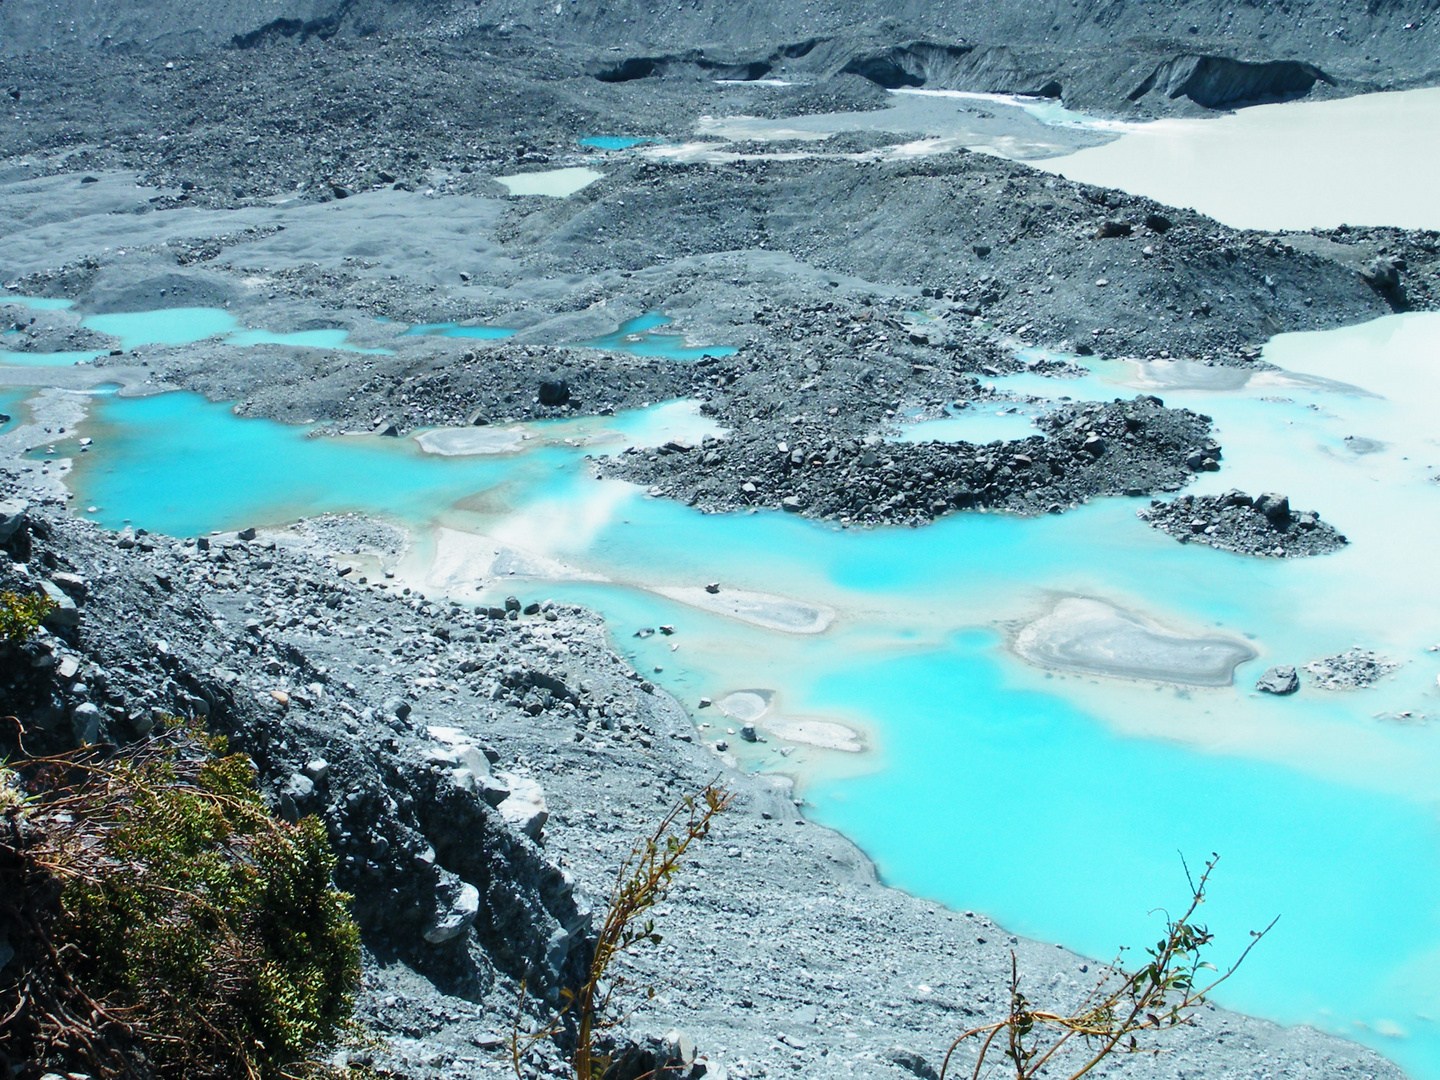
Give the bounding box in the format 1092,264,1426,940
577,313,737,360
45,309,1440,1080
81,308,393,355
579,136,654,150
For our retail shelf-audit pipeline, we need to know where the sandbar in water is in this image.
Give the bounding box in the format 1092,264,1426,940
1014,595,1257,686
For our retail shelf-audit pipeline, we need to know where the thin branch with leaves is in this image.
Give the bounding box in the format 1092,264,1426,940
940,855,1275,1080
511,782,732,1080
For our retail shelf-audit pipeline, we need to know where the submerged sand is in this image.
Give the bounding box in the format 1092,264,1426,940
1013,596,1256,687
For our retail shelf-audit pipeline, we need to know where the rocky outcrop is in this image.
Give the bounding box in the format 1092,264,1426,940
1128,55,1334,110
0,503,591,1003
603,396,1215,526
839,41,1062,97
589,38,821,83
231,8,350,50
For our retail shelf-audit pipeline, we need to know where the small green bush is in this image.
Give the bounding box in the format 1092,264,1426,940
0,723,360,1080
0,589,56,642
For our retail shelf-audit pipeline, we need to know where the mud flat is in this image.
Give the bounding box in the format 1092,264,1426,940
649,583,835,633
1013,596,1257,686
415,427,529,456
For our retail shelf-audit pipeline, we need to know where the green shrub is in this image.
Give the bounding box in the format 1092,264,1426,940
0,723,360,1080
0,589,56,642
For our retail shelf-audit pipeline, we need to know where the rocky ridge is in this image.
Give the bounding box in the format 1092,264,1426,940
603,395,1215,525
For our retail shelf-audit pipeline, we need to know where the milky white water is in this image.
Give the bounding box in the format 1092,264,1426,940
685,88,1115,162
1038,87,1440,231
494,168,604,197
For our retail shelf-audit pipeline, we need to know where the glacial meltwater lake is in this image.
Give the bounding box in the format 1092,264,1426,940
7,86,1440,1080
1037,86,1440,232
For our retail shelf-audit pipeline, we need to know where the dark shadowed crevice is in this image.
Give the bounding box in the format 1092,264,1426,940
231,1,353,49
1129,54,1335,109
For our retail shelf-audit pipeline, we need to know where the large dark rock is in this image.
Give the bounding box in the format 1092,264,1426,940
1362,256,1409,310
1256,665,1300,695
538,379,571,407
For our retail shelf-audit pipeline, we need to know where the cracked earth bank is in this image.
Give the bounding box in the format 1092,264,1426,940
2,0,1435,1078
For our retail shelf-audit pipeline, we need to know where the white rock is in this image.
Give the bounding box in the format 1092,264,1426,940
424,882,480,944
662,1029,696,1066
40,581,79,627
71,702,101,744
495,772,548,839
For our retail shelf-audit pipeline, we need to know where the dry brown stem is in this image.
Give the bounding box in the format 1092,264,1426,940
940,855,1274,1080
511,783,732,1080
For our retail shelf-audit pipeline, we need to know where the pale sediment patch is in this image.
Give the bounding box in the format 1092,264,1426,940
715,691,863,752
414,426,528,456
422,526,606,596
717,689,772,722
494,167,603,197
1013,596,1255,687
648,584,834,633
764,717,865,753
1114,358,1375,397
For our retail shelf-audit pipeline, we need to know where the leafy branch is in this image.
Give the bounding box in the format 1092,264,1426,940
941,855,1275,1080
512,782,732,1080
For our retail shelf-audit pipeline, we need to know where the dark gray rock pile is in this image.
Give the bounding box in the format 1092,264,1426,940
1138,489,1347,558
604,395,1214,525
1304,647,1401,690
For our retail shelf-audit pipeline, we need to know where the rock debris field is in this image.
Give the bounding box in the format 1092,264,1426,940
2,0,1436,1078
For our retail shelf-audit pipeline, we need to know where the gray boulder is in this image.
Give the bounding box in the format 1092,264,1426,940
424,877,481,944
40,580,80,627
71,702,101,744
1256,665,1300,695
496,772,548,840
1254,492,1291,524
0,499,28,543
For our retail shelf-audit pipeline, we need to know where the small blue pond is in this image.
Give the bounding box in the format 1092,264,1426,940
0,307,396,363
579,136,653,150
0,390,23,431
577,313,737,360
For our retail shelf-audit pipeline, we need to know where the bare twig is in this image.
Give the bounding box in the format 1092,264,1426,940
511,782,732,1080
940,855,1274,1080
